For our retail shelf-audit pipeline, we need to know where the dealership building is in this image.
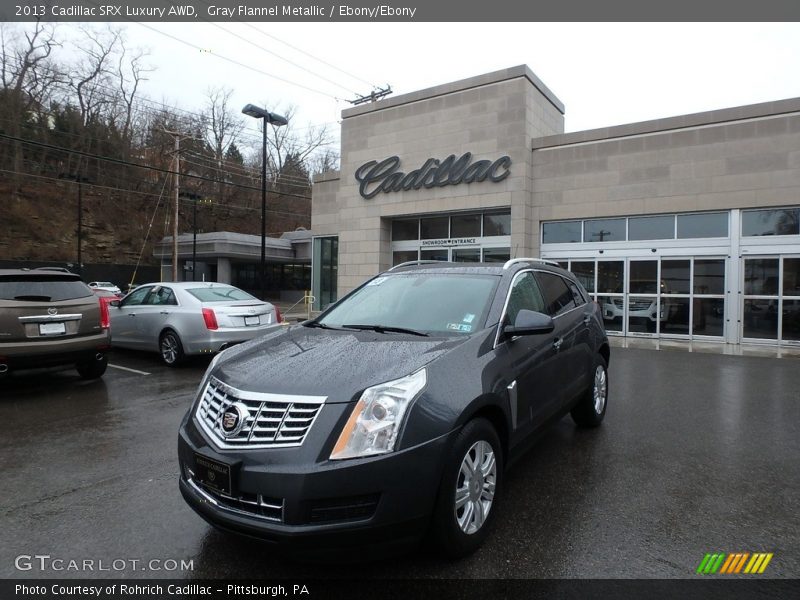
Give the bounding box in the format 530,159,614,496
311,65,800,347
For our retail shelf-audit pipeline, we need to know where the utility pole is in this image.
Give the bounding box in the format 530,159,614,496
164,129,191,282
173,134,179,281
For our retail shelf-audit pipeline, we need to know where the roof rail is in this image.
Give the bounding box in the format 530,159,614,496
388,260,447,272
502,257,562,270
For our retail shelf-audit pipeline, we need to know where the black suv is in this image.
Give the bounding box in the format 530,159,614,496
178,259,609,556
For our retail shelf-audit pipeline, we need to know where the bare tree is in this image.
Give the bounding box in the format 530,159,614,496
203,85,244,202
0,22,61,196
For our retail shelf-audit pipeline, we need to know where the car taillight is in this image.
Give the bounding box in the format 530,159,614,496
274,306,282,323
99,298,110,330
202,308,218,330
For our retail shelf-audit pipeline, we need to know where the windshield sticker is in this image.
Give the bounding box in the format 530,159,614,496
447,323,473,332
462,313,476,324
366,276,388,286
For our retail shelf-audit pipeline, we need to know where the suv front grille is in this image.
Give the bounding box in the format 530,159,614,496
196,376,326,449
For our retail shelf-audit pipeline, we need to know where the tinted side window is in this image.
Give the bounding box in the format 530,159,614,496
122,286,152,306
146,287,177,306
568,280,587,306
536,272,577,317
505,272,546,325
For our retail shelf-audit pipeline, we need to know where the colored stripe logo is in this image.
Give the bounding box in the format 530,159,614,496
697,552,773,574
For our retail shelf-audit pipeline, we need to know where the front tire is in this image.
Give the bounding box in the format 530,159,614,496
431,417,502,558
160,330,186,367
571,354,608,427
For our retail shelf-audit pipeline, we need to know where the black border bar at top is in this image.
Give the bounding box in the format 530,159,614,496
3,0,800,22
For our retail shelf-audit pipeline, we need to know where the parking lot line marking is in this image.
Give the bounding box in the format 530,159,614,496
108,364,151,376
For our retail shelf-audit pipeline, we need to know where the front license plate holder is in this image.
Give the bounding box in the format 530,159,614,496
39,322,66,336
193,453,234,495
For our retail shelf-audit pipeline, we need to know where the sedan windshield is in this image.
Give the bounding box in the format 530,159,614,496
318,273,499,335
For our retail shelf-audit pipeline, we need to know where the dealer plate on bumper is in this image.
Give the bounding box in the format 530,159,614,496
194,453,233,495
245,316,259,326
39,322,66,336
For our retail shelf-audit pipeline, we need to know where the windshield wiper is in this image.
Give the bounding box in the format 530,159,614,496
303,321,343,330
343,324,430,337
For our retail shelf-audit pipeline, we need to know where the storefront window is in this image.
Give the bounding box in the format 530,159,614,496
452,248,481,262
584,218,625,243
420,217,449,239
392,219,419,241
483,212,511,236
694,260,725,295
451,214,481,237
742,208,800,237
677,212,728,239
482,248,511,263
392,250,418,266
542,221,581,243
661,260,690,294
744,259,779,296
628,215,675,241
570,261,595,293
598,261,624,294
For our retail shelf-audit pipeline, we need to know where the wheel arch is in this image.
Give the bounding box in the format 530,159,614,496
454,395,510,465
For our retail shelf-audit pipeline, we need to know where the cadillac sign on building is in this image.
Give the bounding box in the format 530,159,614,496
354,152,512,199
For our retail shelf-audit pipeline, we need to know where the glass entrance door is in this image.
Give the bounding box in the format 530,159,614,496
548,256,727,340
742,256,800,345
627,260,660,336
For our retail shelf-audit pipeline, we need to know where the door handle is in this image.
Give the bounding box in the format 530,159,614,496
128,313,136,317
160,311,170,315
553,338,563,350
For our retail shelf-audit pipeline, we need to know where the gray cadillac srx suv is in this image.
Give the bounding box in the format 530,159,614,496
178,258,610,557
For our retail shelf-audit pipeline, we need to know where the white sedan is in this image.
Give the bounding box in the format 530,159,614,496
88,281,122,295
109,282,281,366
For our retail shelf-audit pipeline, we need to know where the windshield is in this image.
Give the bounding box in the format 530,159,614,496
318,273,499,335
187,286,256,302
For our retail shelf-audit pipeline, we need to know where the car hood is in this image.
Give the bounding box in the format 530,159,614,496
212,325,469,402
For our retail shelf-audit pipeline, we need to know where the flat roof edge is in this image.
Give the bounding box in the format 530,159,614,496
532,96,800,149
343,65,565,119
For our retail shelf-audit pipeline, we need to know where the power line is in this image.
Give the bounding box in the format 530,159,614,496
202,20,359,96
0,132,312,200
0,166,312,219
132,21,343,100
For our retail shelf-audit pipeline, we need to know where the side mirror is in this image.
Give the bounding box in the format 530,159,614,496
503,309,554,337
110,300,121,308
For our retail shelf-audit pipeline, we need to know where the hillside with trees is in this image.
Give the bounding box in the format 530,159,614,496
0,23,338,269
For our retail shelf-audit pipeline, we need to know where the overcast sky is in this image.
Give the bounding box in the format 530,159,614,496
57,22,800,147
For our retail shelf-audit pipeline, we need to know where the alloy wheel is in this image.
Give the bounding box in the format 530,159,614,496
161,334,178,364
454,440,496,535
593,365,607,414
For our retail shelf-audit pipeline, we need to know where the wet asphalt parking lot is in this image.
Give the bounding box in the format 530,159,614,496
0,345,798,579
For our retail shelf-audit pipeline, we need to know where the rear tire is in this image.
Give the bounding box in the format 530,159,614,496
160,330,186,367
76,354,108,379
571,354,608,428
431,417,502,558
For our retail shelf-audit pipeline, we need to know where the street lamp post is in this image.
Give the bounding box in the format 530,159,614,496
242,104,288,301
59,172,89,275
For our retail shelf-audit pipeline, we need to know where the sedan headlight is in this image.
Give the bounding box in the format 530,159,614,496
330,368,427,460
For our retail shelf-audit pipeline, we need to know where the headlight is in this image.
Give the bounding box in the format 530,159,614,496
330,368,427,460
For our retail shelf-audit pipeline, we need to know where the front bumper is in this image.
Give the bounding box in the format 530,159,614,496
178,414,451,548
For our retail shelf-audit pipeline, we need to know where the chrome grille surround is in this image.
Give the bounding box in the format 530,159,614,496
195,376,326,450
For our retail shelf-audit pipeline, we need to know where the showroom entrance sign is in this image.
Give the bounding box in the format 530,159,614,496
355,153,512,199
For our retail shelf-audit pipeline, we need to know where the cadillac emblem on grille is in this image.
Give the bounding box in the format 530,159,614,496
220,402,248,437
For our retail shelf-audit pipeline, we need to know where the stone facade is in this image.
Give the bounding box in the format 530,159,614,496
312,65,565,296
531,98,800,256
